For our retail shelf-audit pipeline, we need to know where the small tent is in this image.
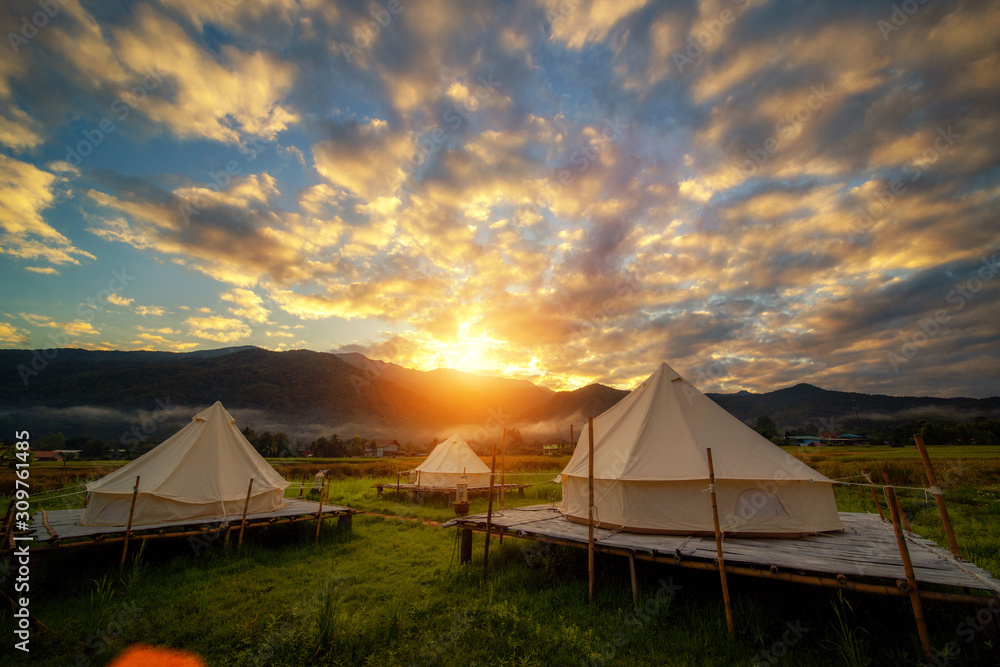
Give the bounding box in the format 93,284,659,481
558,363,844,537
413,434,491,488
82,402,290,526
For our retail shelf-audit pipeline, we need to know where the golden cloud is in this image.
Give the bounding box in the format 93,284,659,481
0,156,94,266
220,288,271,323
185,315,252,343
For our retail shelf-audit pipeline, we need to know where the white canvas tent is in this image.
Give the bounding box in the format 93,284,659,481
414,434,491,488
82,402,290,526
558,363,844,537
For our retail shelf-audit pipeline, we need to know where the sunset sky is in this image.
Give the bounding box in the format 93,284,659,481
1,0,998,397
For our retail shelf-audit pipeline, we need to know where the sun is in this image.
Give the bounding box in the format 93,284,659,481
452,341,485,372
446,321,490,373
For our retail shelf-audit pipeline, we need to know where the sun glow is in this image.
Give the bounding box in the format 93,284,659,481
450,321,490,372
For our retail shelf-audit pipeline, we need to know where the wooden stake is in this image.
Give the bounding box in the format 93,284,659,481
629,553,638,604
298,476,305,499
119,476,140,570
706,449,735,637
913,433,961,559
460,528,473,564
862,470,885,521
483,440,497,580
314,478,327,543
588,416,595,604
885,482,933,662
395,471,401,500
237,478,254,555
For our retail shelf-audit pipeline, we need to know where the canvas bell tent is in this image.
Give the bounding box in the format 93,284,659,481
413,434,492,488
82,402,290,526
558,363,844,537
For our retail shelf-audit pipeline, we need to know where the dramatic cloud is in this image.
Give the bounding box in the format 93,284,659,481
0,0,997,397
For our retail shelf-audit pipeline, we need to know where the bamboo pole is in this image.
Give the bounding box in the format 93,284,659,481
237,478,254,555
500,428,507,510
881,472,912,532
314,478,327,543
885,482,933,662
862,470,885,521
706,449,735,637
588,416,595,604
913,433,961,559
483,440,497,581
119,476,140,570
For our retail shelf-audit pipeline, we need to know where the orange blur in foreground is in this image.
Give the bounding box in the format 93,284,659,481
108,644,206,667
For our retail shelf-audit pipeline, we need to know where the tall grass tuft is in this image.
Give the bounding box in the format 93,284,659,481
315,578,341,655
825,591,871,667
88,574,116,628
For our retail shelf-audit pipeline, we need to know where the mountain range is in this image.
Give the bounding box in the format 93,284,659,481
1,346,997,445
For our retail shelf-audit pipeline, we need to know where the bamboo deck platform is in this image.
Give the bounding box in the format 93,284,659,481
443,504,1000,602
16,499,357,550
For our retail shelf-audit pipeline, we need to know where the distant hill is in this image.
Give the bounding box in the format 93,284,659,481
706,383,1000,431
0,347,462,440
520,383,629,423
335,352,554,421
1,348,997,442
527,379,1000,433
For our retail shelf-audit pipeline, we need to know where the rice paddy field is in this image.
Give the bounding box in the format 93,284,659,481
2,446,999,666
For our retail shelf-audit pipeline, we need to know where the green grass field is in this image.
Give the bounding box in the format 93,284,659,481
2,447,999,666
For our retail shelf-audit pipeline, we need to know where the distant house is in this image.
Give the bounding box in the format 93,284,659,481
364,439,402,457
32,450,62,461
542,438,574,456
788,434,869,447
824,433,870,446
300,450,315,458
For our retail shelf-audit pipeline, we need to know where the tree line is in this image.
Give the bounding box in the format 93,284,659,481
752,414,1000,447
